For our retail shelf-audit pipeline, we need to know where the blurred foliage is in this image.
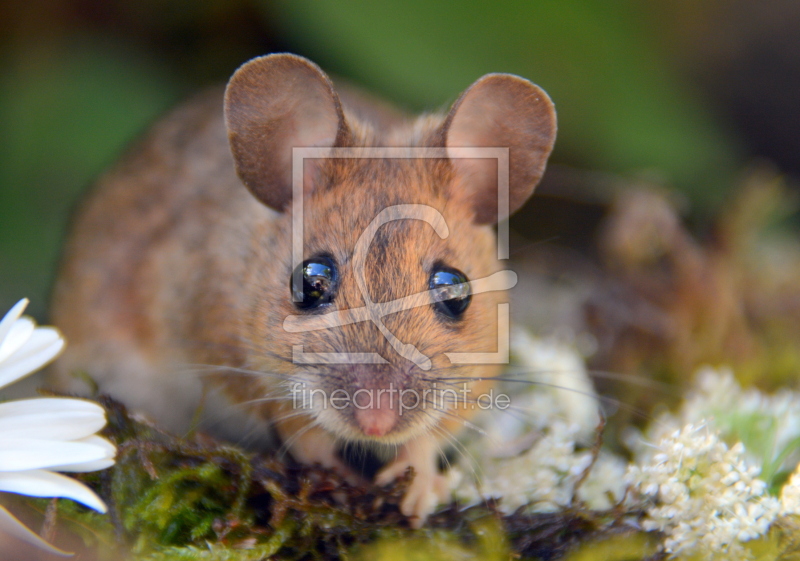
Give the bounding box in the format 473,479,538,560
264,0,741,202
0,38,182,318
567,169,800,443
0,0,772,318
0,0,273,318
562,533,658,561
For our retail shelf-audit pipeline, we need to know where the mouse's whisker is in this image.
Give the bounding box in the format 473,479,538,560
430,423,481,481
498,366,678,394
181,389,284,440
418,398,489,439
276,419,319,461
423,366,664,425
176,337,295,365
172,364,299,384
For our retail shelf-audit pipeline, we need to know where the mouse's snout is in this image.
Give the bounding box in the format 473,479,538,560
320,363,434,441
350,364,408,439
353,387,397,437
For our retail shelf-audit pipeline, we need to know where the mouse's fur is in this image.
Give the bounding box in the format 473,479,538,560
47,54,556,526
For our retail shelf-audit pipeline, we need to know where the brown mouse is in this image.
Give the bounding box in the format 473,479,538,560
47,53,556,526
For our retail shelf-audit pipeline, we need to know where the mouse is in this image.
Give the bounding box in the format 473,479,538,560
47,53,556,526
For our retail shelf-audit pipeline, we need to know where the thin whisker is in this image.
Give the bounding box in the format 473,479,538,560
278,421,317,461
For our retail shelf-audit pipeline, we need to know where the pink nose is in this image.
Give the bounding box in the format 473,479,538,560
354,389,398,437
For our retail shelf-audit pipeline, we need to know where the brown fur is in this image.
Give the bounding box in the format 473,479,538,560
47,54,556,526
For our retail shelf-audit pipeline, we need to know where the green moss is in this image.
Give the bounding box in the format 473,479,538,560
562,533,659,561
352,518,508,561
133,520,294,561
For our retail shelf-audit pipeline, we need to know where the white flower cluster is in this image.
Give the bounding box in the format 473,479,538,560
624,367,800,558
452,418,627,513
450,332,627,513
508,329,601,438
0,299,116,556
627,422,780,559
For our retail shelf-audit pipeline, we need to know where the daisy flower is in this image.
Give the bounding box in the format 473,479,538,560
0,298,116,556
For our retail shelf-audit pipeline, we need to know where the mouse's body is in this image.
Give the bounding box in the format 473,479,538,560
47,54,556,526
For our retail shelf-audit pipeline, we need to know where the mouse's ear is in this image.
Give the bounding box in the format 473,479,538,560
442,74,556,224
224,54,349,211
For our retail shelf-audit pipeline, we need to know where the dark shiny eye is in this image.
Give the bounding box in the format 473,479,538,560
291,256,337,310
429,266,471,319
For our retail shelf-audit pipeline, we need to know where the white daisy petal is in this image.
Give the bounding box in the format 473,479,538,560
0,439,110,471
50,436,116,472
0,504,71,556
75,435,116,454
0,470,107,512
0,299,28,353
0,397,105,419
0,335,65,390
51,458,116,473
1,325,64,368
0,317,35,363
13,326,63,360
0,398,107,440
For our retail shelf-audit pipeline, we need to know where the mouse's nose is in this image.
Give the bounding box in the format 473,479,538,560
353,388,398,437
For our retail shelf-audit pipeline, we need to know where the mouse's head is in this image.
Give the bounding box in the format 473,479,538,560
223,54,556,445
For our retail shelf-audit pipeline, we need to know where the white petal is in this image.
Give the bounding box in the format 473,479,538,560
0,332,65,390
0,299,29,354
51,458,116,473
1,325,64,368
0,317,34,363
0,398,107,440
0,504,71,556
0,438,110,471
76,435,116,455
0,469,107,512
14,326,63,360
49,436,116,472
0,397,105,418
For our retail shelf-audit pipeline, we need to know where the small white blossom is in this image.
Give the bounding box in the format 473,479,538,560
779,464,800,515
0,299,116,556
627,422,779,560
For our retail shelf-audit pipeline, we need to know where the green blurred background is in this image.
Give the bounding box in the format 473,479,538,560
2,0,799,319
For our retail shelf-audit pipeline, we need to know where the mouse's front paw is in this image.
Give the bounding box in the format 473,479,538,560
282,423,367,486
375,438,450,528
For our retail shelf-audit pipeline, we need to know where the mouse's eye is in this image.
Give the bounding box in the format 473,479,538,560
291,256,337,309
429,266,471,319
